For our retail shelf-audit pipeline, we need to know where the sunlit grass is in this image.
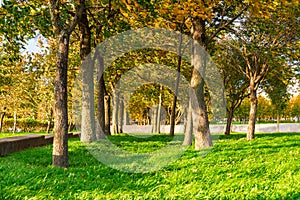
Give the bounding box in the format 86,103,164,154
0,132,299,199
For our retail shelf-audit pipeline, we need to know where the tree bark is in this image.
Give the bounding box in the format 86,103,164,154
52,33,70,167
225,107,234,136
13,111,17,133
151,105,158,133
104,95,111,136
0,108,6,133
111,90,119,134
46,107,53,134
276,110,280,132
97,54,106,137
49,0,84,168
191,18,212,149
156,86,162,133
247,80,257,140
183,99,193,146
79,5,96,143
118,96,124,133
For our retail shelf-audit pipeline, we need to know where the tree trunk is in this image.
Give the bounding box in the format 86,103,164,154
170,24,183,137
79,4,96,143
156,86,162,133
276,110,280,132
104,95,111,136
52,33,70,167
183,99,193,146
151,105,158,133
96,53,106,138
225,107,234,136
124,110,130,125
111,90,119,134
46,107,53,134
13,111,17,133
118,96,124,133
191,21,212,149
0,109,6,133
247,82,257,140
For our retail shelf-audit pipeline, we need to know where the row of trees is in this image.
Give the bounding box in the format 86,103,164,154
0,0,299,167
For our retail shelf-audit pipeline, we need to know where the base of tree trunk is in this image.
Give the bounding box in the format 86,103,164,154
52,155,68,168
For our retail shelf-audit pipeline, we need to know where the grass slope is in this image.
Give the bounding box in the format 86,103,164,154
0,133,299,199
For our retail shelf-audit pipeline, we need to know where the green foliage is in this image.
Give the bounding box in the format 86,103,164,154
0,134,299,199
1,118,48,132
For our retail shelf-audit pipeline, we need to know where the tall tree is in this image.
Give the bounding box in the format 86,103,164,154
49,0,83,167
227,5,299,139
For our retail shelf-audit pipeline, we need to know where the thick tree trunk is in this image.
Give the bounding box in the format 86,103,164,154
183,99,193,146
225,107,234,136
111,90,119,134
104,95,111,136
79,5,96,143
52,33,70,167
191,18,212,149
247,82,257,140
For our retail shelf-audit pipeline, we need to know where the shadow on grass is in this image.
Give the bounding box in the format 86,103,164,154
219,132,300,140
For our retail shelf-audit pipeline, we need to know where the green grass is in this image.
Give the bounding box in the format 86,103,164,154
0,133,299,199
0,132,45,138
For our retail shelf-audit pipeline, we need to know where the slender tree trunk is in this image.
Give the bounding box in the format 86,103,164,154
104,95,111,135
118,96,124,133
170,23,183,137
46,108,53,134
13,111,17,133
112,90,119,134
49,0,83,168
124,110,130,125
79,5,96,143
0,109,6,133
225,107,234,136
183,99,193,146
151,105,158,133
247,81,257,140
276,110,280,132
156,86,162,133
52,33,70,167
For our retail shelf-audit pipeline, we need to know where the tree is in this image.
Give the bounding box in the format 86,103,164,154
226,2,299,140
48,0,83,167
214,44,249,135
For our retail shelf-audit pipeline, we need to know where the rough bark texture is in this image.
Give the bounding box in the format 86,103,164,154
247,80,257,140
156,89,162,134
52,33,70,167
79,5,95,143
49,0,83,167
191,18,212,149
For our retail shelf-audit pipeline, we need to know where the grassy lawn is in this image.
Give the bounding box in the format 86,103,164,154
0,132,299,199
0,132,46,139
